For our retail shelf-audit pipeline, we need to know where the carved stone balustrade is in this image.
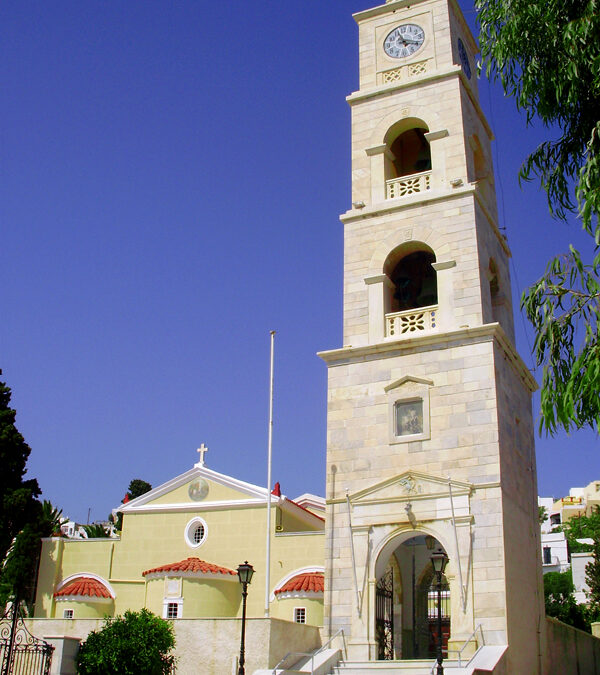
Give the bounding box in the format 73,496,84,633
386,170,431,199
385,305,438,337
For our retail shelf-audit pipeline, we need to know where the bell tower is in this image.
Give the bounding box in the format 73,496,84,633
319,0,544,670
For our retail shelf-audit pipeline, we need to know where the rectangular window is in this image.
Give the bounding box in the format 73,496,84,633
166,602,179,619
543,547,552,565
294,607,306,624
63,609,74,619
395,399,423,436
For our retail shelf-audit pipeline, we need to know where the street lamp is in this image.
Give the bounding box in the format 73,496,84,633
237,561,254,675
430,549,449,675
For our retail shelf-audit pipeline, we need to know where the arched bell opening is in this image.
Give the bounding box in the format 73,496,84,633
382,243,438,337
374,533,450,661
390,129,431,178
383,120,432,199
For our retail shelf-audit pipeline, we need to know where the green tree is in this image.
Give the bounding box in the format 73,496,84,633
538,505,548,525
76,609,176,675
127,479,152,500
110,478,152,531
476,0,600,434
585,538,600,620
0,373,41,566
543,569,589,630
559,506,600,553
0,500,63,609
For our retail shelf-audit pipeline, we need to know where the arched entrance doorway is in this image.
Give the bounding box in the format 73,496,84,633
375,533,450,661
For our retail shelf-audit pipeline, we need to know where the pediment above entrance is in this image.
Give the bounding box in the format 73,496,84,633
349,471,472,505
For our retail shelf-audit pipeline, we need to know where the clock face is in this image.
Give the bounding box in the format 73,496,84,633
188,479,209,502
458,38,471,79
384,24,425,59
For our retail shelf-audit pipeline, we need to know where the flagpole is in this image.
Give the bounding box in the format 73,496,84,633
265,330,276,617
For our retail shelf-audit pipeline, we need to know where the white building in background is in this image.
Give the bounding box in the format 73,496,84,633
538,481,599,604
572,551,594,605
540,531,569,574
59,519,86,539
542,480,600,530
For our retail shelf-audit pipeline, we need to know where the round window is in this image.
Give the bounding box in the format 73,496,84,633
185,517,207,548
192,523,204,544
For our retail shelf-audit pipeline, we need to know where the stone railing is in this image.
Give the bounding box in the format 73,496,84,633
386,170,431,199
385,305,438,337
380,59,430,84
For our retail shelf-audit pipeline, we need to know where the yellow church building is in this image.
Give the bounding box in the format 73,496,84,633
33,451,326,630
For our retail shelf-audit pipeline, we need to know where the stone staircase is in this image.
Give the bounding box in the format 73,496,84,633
331,659,454,674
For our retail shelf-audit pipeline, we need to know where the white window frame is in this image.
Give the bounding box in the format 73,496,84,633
162,597,183,619
184,517,208,549
63,609,74,619
294,607,306,624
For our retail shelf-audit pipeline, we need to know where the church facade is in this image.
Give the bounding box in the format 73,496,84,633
34,458,326,628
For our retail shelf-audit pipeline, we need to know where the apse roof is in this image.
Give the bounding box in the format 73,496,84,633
142,557,237,578
274,572,324,595
54,577,113,599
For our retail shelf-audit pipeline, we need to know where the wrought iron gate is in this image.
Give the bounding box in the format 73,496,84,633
0,605,53,675
375,567,394,660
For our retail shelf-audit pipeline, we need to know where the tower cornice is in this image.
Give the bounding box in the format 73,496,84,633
317,323,538,393
347,68,493,142
353,0,432,23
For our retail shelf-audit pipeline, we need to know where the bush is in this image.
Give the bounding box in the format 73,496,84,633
76,609,176,674
544,570,589,632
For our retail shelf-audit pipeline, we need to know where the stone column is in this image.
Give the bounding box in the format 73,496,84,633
431,260,456,332
364,274,395,343
365,144,395,204
424,129,449,191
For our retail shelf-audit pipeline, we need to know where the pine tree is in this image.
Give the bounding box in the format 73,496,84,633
0,373,41,565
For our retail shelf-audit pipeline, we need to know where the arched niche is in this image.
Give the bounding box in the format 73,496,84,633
364,229,455,342
383,242,438,314
384,119,431,181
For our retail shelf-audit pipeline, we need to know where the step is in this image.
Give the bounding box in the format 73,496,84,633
332,659,462,674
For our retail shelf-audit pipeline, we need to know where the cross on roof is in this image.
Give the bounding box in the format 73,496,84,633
197,444,208,467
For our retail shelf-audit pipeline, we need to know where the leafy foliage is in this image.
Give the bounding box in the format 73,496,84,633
0,500,63,609
76,609,176,675
83,523,112,539
0,373,41,566
543,570,589,630
110,478,152,531
476,0,600,433
538,505,548,525
127,479,152,500
558,506,600,553
585,538,600,620
522,248,599,433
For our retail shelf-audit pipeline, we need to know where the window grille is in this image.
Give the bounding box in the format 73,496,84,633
294,607,306,624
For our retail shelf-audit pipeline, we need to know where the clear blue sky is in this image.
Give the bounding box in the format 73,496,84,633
2,0,596,524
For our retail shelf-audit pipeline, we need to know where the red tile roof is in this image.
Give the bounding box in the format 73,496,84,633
54,577,112,599
142,557,237,577
275,572,324,595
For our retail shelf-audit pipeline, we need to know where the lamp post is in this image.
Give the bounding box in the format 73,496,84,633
237,561,254,675
430,549,449,675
